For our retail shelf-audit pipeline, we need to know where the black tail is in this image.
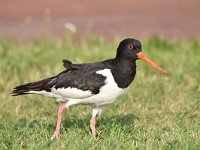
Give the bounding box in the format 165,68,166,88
12,76,57,96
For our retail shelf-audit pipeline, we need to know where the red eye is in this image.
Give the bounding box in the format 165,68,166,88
127,44,134,49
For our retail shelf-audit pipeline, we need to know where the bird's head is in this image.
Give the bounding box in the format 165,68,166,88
116,38,165,73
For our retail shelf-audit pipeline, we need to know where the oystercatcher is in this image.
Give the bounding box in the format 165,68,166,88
12,38,165,140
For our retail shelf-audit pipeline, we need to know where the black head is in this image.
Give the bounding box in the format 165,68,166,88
115,38,165,73
116,38,142,61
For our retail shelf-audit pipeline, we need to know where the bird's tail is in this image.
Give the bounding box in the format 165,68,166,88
11,76,57,96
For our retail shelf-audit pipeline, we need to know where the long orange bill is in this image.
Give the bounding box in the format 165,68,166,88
136,52,165,73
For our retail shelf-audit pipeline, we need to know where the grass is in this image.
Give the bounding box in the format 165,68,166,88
0,35,200,149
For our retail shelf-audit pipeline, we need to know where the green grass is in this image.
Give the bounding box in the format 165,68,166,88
0,35,200,149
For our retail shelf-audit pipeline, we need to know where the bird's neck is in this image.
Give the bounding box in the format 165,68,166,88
111,58,137,89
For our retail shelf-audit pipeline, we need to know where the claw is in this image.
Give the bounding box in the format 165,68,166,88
50,132,56,141
50,130,61,140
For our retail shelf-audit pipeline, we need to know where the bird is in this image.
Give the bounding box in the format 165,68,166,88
12,38,165,140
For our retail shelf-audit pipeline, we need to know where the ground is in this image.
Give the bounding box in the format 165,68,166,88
0,36,200,149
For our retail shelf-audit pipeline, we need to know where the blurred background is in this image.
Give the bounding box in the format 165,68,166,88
0,0,200,40
1,1,200,149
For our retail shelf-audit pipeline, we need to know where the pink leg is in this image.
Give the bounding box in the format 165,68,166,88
90,107,101,139
51,103,68,140
90,115,96,139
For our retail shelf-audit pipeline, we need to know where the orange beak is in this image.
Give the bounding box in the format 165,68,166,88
136,52,165,73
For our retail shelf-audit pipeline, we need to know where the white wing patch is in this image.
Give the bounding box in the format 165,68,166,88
51,87,93,99
28,90,63,99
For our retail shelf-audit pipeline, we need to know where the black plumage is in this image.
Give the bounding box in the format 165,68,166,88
12,76,57,96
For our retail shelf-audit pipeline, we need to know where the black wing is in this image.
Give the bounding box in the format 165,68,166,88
12,59,112,96
62,59,83,70
55,62,107,94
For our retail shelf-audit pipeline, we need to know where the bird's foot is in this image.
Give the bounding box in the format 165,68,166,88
50,130,60,140
92,130,96,139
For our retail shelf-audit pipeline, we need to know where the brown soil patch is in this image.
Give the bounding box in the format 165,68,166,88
0,0,199,39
